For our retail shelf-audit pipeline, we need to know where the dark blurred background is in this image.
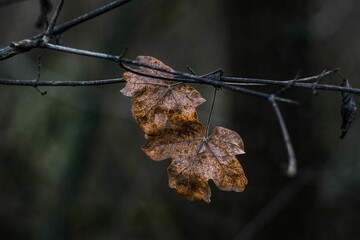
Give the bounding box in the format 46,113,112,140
1,0,360,239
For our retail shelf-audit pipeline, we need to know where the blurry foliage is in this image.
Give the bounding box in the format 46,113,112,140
0,0,360,240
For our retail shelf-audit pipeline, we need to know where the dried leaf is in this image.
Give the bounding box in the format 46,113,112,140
121,56,206,135
143,122,247,203
340,79,357,139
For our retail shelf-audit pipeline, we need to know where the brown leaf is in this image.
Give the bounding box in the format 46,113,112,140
143,122,247,203
120,56,206,135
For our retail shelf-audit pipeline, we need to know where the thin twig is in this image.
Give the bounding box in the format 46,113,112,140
225,70,360,95
44,42,119,61
43,0,65,42
268,95,297,176
266,73,299,176
223,69,338,85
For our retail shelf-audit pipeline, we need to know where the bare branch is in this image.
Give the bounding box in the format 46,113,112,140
2,41,360,106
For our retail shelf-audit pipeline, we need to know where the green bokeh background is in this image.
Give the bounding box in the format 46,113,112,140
1,0,360,239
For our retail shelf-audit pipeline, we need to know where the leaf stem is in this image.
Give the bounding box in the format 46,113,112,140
205,87,218,137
